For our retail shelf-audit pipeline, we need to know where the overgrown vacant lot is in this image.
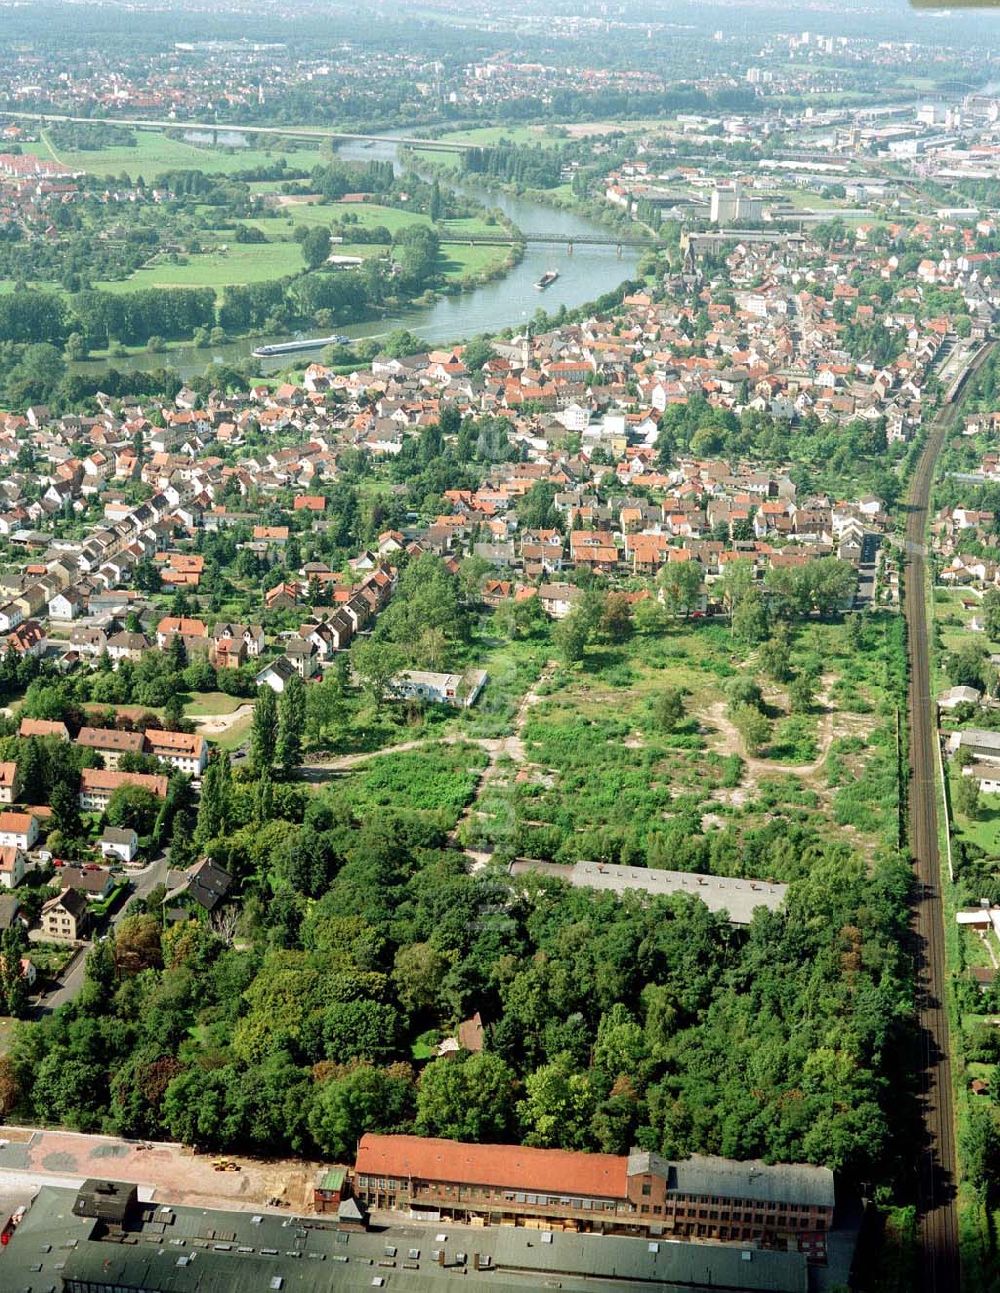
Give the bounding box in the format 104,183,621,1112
317,740,489,831
462,612,905,879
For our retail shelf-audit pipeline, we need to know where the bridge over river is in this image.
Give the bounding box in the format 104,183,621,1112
1,110,471,152
438,231,658,252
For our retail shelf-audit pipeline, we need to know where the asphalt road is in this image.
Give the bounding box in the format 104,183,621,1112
902,344,993,1293
36,852,170,1014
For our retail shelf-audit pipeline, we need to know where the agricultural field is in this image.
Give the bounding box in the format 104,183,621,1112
246,200,432,239
94,239,305,294
25,128,329,180
430,125,568,148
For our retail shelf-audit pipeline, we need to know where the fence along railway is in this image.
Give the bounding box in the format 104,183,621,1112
904,340,994,1293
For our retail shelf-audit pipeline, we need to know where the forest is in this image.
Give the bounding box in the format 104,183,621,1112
0,757,917,1192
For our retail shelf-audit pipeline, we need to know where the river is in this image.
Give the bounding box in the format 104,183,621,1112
71,134,640,381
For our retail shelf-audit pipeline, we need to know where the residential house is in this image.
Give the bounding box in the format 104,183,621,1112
0,894,23,932
212,636,247,670
99,827,139,864
40,888,90,941
76,726,145,769
0,847,26,889
0,812,38,851
284,636,319,680
538,583,584,619
391,669,488,709
0,761,20,805
255,657,297,693
143,729,208,776
19,718,69,742
7,620,46,657
213,623,265,659
48,589,84,621
166,857,233,913
155,616,208,650
106,630,151,664
59,866,115,902
79,768,169,813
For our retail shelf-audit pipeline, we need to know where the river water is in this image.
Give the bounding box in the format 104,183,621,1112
71,135,640,381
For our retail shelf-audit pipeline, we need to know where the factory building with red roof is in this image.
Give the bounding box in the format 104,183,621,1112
351,1134,835,1260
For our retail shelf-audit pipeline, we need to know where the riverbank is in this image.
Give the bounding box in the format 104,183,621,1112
58,135,642,382
400,146,663,248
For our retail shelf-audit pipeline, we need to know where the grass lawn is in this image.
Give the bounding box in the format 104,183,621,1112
440,214,514,237
0,1017,19,1052
932,585,995,697
0,280,61,296
438,243,511,277
212,713,253,753
246,202,512,281
250,200,434,239
777,190,852,211
410,1029,441,1060
25,130,329,180
183,691,247,717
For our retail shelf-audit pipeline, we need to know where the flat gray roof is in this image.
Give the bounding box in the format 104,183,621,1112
955,728,1000,750
629,1152,835,1209
510,860,787,924
3,1185,810,1293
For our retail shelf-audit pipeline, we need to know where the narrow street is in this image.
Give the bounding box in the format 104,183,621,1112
34,852,170,1015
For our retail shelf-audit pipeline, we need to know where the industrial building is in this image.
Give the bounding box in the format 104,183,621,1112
351,1136,835,1261
509,859,787,924
709,182,763,226
1,1180,819,1292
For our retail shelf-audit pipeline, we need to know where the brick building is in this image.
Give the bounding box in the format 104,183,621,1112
351,1136,835,1261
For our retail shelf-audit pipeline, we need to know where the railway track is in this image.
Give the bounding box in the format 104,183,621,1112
903,341,994,1293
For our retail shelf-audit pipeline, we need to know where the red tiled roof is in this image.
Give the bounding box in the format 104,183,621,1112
144,728,205,757
80,768,168,799
355,1135,627,1199
19,718,69,740
0,812,34,834
77,726,145,753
